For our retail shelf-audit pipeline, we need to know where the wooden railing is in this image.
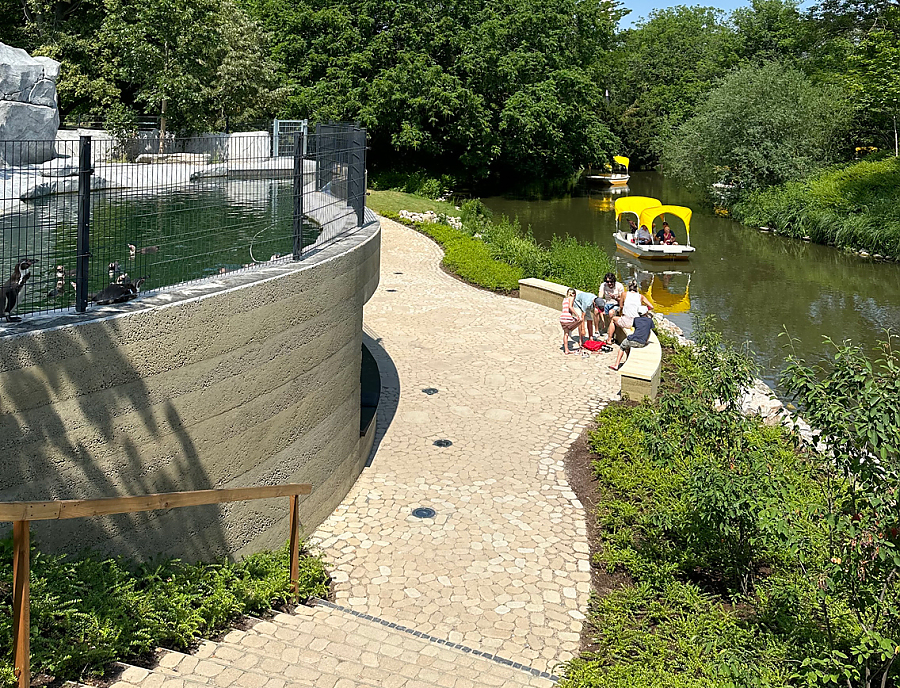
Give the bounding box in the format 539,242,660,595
0,482,313,688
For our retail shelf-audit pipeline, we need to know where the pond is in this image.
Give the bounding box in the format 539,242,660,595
483,171,900,389
2,179,320,316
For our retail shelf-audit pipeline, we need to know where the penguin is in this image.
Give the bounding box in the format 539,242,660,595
128,244,159,258
47,279,65,299
108,261,121,278
91,277,147,305
115,273,130,284
3,259,37,322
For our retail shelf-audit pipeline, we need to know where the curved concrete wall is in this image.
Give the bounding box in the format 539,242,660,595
0,221,380,561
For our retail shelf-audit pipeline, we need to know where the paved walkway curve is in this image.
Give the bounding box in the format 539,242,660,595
311,218,620,677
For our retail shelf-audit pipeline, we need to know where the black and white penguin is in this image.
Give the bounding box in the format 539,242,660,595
47,279,65,299
91,277,147,305
3,259,36,322
128,244,159,258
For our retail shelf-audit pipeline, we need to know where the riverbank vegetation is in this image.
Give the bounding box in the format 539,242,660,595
379,197,612,293
561,324,900,688
732,155,900,258
0,542,327,685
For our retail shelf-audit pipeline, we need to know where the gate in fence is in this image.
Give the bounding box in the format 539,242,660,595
273,119,308,157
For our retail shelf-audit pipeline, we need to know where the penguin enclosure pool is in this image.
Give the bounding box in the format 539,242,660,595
0,125,369,321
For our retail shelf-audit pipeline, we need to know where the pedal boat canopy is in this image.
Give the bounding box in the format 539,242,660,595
614,196,662,222
638,205,693,246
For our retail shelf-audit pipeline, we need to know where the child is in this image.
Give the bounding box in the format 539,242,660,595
560,287,583,354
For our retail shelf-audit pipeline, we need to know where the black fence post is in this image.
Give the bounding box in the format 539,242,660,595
75,136,93,313
348,128,366,226
292,131,304,260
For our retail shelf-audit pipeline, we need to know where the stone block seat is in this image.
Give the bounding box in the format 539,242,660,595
518,277,568,310
616,328,662,400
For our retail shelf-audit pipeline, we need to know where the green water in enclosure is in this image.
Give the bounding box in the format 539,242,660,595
483,171,900,387
3,179,320,315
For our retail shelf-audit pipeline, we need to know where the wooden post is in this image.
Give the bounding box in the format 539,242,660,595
289,495,300,602
12,521,30,688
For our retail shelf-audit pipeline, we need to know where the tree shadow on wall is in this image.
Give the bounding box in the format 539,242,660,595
0,319,229,563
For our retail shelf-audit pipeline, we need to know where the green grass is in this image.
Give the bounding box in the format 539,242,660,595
732,155,900,258
366,189,461,217
0,541,328,685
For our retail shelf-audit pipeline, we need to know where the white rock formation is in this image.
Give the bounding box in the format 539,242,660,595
0,42,60,165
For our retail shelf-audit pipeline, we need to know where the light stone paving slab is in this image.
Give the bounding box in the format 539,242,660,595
310,217,620,674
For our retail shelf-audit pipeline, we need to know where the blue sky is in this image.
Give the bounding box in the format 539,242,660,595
620,0,812,27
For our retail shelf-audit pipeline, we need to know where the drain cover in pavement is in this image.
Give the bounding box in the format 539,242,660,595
412,507,436,518
433,439,452,447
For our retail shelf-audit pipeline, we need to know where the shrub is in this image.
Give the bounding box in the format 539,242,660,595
410,219,523,291
0,542,328,683
561,321,851,688
781,333,900,687
732,155,900,257
368,170,458,199
546,236,614,293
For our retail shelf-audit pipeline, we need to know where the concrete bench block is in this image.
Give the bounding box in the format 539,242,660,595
618,332,661,400
518,278,569,311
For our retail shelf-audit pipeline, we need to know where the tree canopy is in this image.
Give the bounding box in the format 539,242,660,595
662,62,851,191
0,0,895,185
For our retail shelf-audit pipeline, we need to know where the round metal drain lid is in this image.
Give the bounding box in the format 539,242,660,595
412,507,436,519
433,439,452,447
422,388,438,395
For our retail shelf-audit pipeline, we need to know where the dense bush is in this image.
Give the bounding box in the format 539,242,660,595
0,542,328,683
560,321,900,688
662,62,851,193
732,155,900,258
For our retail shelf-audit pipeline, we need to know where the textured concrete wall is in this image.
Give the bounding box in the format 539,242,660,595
0,222,380,562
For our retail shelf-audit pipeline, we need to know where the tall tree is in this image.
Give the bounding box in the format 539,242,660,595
243,0,625,181
845,8,900,155
611,6,739,166
731,0,808,63
662,61,851,191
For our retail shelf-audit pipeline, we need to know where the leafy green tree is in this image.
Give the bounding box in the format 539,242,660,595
731,0,809,63
610,6,738,165
205,0,283,132
242,0,623,182
662,61,851,192
845,9,900,155
100,0,222,139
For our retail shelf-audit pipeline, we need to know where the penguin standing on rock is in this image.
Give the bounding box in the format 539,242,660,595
3,258,37,322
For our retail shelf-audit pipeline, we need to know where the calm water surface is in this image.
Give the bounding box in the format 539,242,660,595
483,171,900,389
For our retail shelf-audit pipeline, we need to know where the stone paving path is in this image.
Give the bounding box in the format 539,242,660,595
310,218,621,675
104,216,621,688
111,602,554,688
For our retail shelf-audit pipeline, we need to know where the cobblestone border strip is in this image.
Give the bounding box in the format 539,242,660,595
310,599,561,683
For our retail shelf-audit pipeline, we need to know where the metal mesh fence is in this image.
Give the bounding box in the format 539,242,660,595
0,124,369,323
